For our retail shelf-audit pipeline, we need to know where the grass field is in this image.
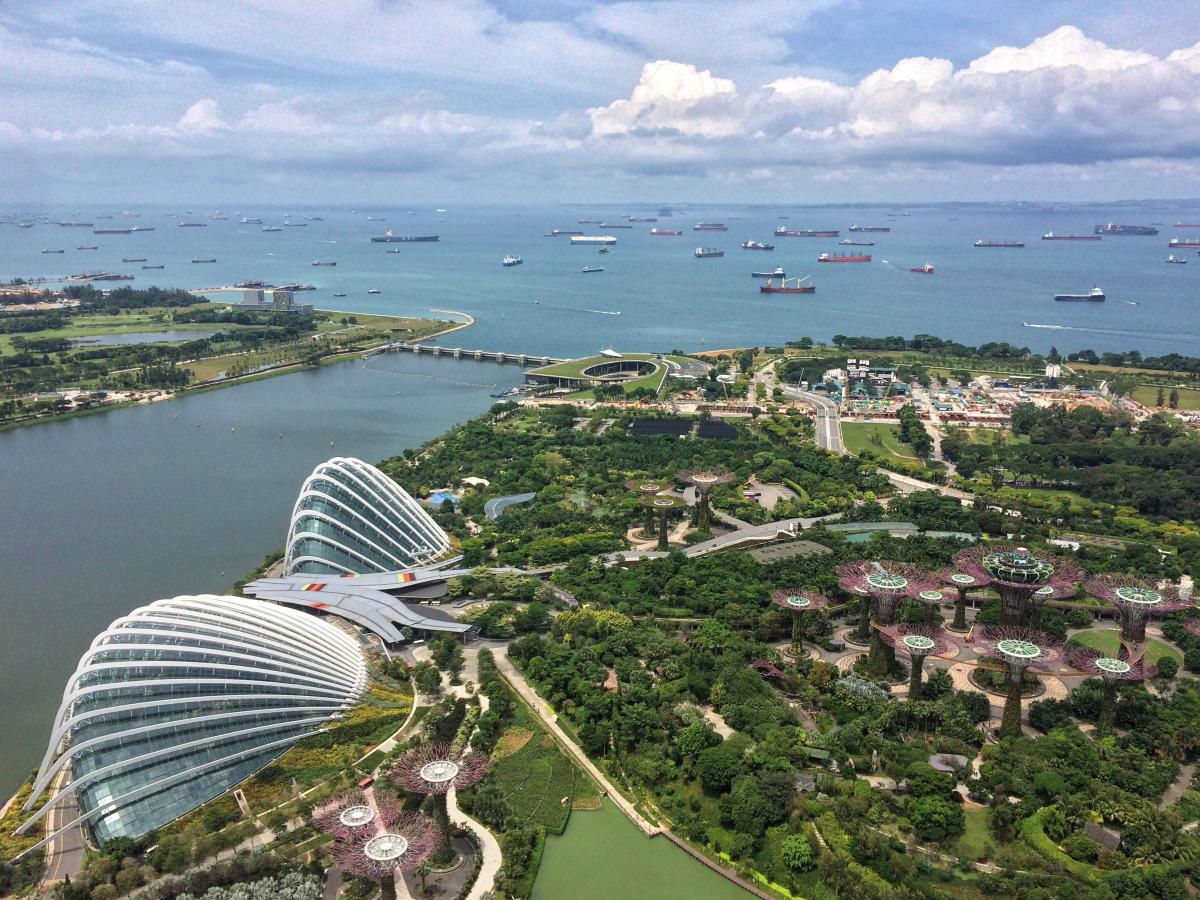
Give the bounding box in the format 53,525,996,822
1071,628,1182,666
953,427,1028,446
1131,385,1200,410
954,807,992,861
841,422,919,460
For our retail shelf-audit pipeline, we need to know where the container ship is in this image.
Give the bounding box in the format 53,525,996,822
693,223,727,231
742,240,774,250
1168,238,1200,248
1054,287,1105,302
695,247,724,258
752,267,786,278
1094,223,1157,236
760,276,814,294
371,229,439,242
777,227,839,237
650,228,682,236
974,240,1024,248
570,235,617,245
848,225,890,233
1042,232,1101,241
818,252,870,262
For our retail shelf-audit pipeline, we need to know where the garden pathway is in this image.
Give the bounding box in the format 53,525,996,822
446,785,502,900
1160,763,1197,811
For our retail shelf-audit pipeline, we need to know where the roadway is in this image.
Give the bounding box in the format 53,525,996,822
39,771,84,889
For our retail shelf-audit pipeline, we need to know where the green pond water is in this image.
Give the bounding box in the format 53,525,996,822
532,801,750,899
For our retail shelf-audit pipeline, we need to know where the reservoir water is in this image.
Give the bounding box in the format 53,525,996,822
0,355,523,796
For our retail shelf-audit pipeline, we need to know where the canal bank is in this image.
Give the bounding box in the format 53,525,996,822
0,353,524,797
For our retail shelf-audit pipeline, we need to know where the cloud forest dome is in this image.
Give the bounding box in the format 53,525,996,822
20,595,367,846
285,456,451,576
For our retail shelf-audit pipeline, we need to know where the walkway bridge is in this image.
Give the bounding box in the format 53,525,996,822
368,341,566,367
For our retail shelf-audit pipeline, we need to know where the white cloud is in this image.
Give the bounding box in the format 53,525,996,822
589,61,740,137
178,99,224,134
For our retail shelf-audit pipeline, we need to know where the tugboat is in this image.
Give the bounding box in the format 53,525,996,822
695,247,724,258
581,266,604,273
818,252,870,262
1167,255,1188,264
910,263,935,274
1054,286,1105,302
741,240,774,250
760,276,814,294
752,267,787,278
650,228,682,236
502,254,523,267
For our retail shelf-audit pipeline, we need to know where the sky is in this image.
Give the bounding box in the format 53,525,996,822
3,0,1200,205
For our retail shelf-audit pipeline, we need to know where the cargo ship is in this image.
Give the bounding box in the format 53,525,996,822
59,222,93,228
599,222,633,229
848,225,890,233
1175,222,1200,227
545,229,583,237
910,263,935,274
94,227,133,234
262,226,282,232
974,240,1024,248
1167,255,1188,264
570,235,617,245
760,276,814,294
41,249,64,254
129,226,155,232
371,229,439,242
1094,223,1157,236
191,257,217,263
741,240,774,250
240,217,263,224
76,245,98,250
578,220,602,224
776,227,839,237
818,252,870,262
1054,286,1104,302
1042,232,1101,241
693,223,727,231
581,266,604,273
839,239,874,246
1168,238,1200,248
650,228,682,236
122,257,147,262
752,267,786,278
178,222,208,227
312,260,337,266
142,265,165,269
628,217,657,223
695,247,724,258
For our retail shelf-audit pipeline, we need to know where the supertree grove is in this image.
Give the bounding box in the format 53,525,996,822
389,742,489,865
1084,574,1193,644
953,545,1083,626
625,478,669,535
770,589,831,656
676,468,733,531
939,569,989,631
1069,646,1157,738
313,790,438,900
913,588,946,625
641,493,686,551
877,623,954,700
973,626,1063,738
837,561,941,676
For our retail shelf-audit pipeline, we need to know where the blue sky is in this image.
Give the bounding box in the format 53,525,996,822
2,0,1200,203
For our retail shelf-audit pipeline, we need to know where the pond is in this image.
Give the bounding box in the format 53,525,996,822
72,329,219,346
532,801,749,899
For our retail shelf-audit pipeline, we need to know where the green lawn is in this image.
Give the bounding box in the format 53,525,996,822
1132,385,1200,411
954,807,992,862
1070,628,1182,666
954,428,1028,446
841,422,919,460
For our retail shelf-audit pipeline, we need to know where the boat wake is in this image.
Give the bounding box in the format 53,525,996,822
1024,322,1200,343
1022,323,1067,330
361,360,497,388
532,300,621,316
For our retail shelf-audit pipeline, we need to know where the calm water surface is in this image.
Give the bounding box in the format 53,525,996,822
0,355,522,795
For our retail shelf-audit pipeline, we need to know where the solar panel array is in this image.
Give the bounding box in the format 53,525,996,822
629,418,692,437
697,420,738,440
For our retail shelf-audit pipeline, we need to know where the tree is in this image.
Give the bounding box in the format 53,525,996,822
905,762,956,798
1156,655,1178,680
697,741,742,794
1169,389,1179,409
780,833,816,874
908,795,965,842
1157,387,1166,407
413,661,442,695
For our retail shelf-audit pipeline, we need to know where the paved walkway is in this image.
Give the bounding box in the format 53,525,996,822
446,786,502,900
38,769,85,890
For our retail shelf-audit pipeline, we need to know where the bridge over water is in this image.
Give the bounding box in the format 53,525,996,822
369,340,566,367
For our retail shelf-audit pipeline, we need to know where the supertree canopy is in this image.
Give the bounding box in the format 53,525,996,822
939,569,989,631
914,589,947,625
877,623,954,700
770,590,830,655
676,468,733,531
641,493,686,551
1084,574,1193,644
1186,620,1200,640
837,561,940,676
314,791,438,899
973,626,1063,738
625,478,669,534
954,545,1083,626
1069,646,1157,738
389,742,490,865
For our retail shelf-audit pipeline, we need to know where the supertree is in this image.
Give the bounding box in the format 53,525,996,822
973,626,1063,738
877,623,954,700
1069,646,1157,739
837,561,941,676
1084,574,1193,645
314,791,438,900
389,742,489,865
939,569,989,631
954,545,1083,626
770,590,831,656
913,589,947,625
676,468,733,531
641,493,686,551
625,478,669,534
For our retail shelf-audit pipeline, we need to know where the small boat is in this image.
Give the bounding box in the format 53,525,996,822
502,255,523,267
77,245,98,250
333,292,346,297
41,249,65,254
598,247,610,254
1167,255,1187,264
191,257,216,263
367,288,382,294
650,228,682,236
760,276,814,294
142,265,164,269
818,252,870,262
122,257,147,262
312,260,337,266
741,240,774,250
581,266,604,273
695,247,724,258
910,263,935,274
1054,286,1105,302
839,239,874,246
752,267,787,278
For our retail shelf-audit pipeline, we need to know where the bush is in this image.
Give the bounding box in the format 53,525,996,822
1061,833,1099,863
908,796,964,842
1028,698,1073,733
1156,655,1179,680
